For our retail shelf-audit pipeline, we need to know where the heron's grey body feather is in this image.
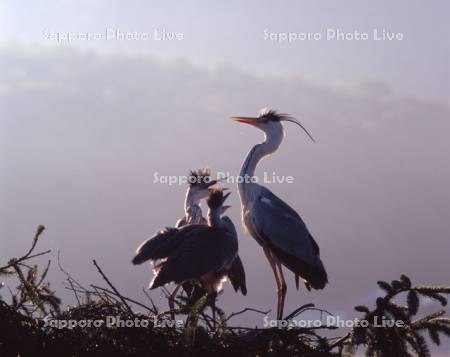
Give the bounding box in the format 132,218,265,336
132,224,202,265
132,169,211,266
133,171,246,316
227,255,247,295
150,216,239,293
244,185,327,289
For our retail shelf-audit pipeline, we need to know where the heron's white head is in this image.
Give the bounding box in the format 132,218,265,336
230,108,315,142
186,167,218,204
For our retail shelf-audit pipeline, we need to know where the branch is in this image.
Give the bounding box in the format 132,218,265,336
92,259,133,315
0,225,49,272
224,307,271,323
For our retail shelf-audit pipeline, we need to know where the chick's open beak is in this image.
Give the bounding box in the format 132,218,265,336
205,179,218,188
222,192,231,202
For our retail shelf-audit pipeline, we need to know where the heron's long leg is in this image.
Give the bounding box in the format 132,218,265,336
168,284,181,319
210,293,217,330
263,247,282,320
276,262,287,320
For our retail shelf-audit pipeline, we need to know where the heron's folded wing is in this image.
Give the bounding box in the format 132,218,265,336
150,227,236,289
254,187,316,264
227,255,247,295
253,187,327,289
132,224,202,265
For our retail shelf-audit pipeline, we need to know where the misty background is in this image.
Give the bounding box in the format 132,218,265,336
1,1,449,346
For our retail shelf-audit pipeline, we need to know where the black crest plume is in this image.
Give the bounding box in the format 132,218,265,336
207,188,229,210
259,108,291,121
188,167,213,188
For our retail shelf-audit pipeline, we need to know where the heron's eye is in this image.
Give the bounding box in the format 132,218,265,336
257,116,269,123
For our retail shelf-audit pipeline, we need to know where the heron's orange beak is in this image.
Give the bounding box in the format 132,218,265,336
230,116,260,125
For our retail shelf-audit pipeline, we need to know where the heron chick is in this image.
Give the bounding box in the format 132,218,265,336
132,167,217,266
150,188,244,296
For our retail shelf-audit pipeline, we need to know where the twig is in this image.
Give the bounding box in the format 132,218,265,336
225,307,271,323
66,279,81,306
0,225,49,271
142,288,158,314
57,251,88,292
327,332,351,351
91,285,154,314
92,259,133,315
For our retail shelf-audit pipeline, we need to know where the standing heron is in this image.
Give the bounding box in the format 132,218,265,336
150,188,244,301
231,108,327,320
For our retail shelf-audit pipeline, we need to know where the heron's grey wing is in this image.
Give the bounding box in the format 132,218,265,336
176,215,206,228
308,233,320,255
150,227,236,289
260,186,302,220
227,255,247,295
132,224,202,265
252,187,328,289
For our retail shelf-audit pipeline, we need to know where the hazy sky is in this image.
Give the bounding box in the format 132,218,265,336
1,0,449,101
1,2,450,349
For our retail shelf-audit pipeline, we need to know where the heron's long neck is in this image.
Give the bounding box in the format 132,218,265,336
207,209,222,227
184,189,203,224
238,129,283,201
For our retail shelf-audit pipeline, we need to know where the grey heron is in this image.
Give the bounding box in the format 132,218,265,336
132,168,216,266
231,108,327,320
150,188,244,299
132,168,217,312
132,170,246,313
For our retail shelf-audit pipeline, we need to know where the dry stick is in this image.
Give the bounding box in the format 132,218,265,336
57,251,88,292
157,308,185,320
67,285,122,307
157,286,187,318
142,288,158,314
327,332,351,351
91,285,154,314
284,303,315,320
225,324,339,333
92,259,133,315
200,311,214,331
91,285,116,304
58,251,88,305
286,305,333,321
63,286,91,295
225,326,263,331
225,307,271,323
63,286,109,304
66,279,81,306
